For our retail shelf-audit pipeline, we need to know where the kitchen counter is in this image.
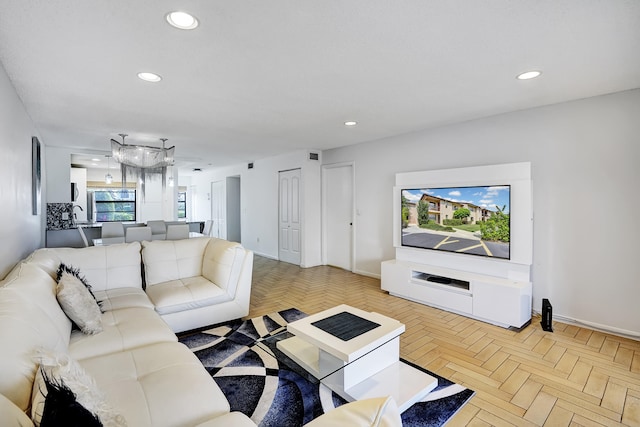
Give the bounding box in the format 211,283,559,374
46,226,102,248
46,221,204,248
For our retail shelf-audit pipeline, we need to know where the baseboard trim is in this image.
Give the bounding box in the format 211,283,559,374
254,251,278,261
533,310,640,340
353,269,380,279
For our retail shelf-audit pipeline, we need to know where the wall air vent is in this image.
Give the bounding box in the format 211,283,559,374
248,162,254,169
309,152,319,161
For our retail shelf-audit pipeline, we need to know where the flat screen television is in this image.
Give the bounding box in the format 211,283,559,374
401,185,511,260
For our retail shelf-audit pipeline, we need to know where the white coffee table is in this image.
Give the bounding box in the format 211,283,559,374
276,304,437,412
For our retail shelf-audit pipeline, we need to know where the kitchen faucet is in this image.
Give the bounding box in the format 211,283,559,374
72,205,84,225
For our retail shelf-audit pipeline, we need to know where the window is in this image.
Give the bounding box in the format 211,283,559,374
94,189,136,222
178,191,186,219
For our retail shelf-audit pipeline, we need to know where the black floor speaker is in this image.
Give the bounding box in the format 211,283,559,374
541,298,553,332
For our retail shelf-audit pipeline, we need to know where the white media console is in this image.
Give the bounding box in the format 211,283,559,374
381,260,531,328
383,162,534,329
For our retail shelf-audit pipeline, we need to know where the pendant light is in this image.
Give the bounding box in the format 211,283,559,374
105,155,113,184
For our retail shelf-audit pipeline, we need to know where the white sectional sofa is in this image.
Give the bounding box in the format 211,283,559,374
0,237,402,426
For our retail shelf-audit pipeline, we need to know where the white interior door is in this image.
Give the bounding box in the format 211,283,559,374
323,163,354,271
211,180,224,239
279,169,301,265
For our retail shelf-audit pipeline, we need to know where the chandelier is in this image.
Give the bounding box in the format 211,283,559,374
110,133,175,199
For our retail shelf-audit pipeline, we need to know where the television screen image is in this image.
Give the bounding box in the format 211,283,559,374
401,185,511,259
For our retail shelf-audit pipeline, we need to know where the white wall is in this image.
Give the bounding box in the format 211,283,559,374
0,62,43,277
46,146,71,203
138,177,177,223
86,166,122,183
323,89,640,337
189,149,322,267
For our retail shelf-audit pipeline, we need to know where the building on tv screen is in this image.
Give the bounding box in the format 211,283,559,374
401,185,511,259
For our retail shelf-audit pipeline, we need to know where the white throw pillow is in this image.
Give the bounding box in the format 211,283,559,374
31,348,126,426
305,396,402,427
56,271,103,335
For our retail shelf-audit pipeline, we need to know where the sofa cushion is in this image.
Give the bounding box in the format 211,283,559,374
202,238,244,296
93,287,154,311
69,307,177,360
146,276,231,315
0,263,72,411
56,270,103,335
0,393,34,427
142,238,211,285
27,243,143,292
15,250,59,281
79,342,231,427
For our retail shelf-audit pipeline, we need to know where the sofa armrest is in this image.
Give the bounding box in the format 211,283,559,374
201,239,245,296
304,397,402,427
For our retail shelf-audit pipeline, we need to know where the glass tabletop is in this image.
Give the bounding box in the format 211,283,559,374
256,331,324,384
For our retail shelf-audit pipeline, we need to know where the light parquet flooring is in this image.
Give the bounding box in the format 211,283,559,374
247,256,640,426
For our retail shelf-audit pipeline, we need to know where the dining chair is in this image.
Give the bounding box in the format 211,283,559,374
101,222,125,244
202,220,213,236
125,226,152,243
147,220,167,240
166,224,190,240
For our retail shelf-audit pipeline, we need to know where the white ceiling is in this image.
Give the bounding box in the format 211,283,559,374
1,1,639,174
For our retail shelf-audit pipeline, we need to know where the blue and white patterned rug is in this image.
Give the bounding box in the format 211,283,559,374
179,308,474,427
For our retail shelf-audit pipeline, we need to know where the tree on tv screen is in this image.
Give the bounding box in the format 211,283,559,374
453,208,470,222
401,195,410,228
417,200,430,226
479,205,510,242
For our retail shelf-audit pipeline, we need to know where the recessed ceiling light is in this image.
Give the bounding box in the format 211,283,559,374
166,11,199,30
137,72,162,83
516,70,542,80
91,158,100,162
344,121,358,126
